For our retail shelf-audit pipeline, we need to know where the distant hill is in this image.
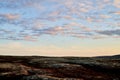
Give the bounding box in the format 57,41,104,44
95,54,120,59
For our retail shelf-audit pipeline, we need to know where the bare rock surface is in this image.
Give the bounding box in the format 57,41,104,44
0,55,120,80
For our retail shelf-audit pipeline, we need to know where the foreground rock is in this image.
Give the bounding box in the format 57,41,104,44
0,55,120,80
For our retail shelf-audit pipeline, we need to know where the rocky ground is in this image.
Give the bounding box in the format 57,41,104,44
0,55,120,80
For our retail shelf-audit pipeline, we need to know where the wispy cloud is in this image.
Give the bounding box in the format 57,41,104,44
0,13,20,20
0,0,120,41
97,29,120,36
113,0,120,8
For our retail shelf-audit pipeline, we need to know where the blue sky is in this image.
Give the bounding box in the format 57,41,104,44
0,0,120,56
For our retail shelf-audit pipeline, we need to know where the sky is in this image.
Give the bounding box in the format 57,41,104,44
0,0,120,56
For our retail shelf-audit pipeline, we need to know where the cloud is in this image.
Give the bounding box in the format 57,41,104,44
113,11,120,15
4,14,20,20
24,35,37,41
100,14,112,19
37,26,65,35
0,0,120,41
0,13,20,25
97,29,120,36
32,21,46,30
64,22,92,32
113,0,120,8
